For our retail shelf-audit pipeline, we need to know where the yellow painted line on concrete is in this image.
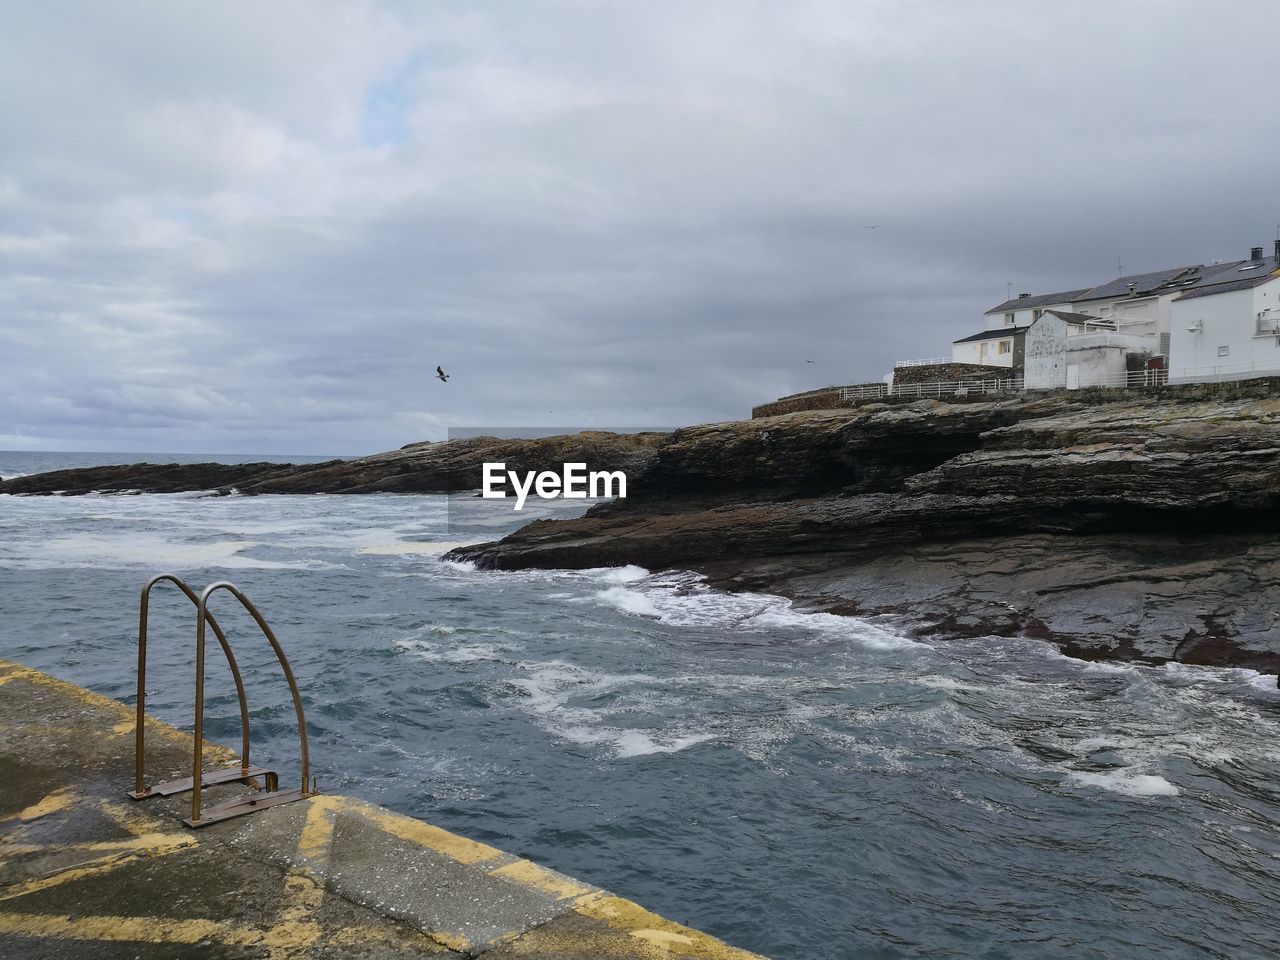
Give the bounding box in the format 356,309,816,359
12,786,78,823
0,656,234,761
577,893,763,960
292,795,475,955
489,858,597,902
0,723,89,737
1,832,195,858
296,795,336,862
258,872,327,960
91,795,176,839
0,912,234,946
307,794,505,866
328,921,453,952
255,796,338,959
0,835,195,903
0,909,453,957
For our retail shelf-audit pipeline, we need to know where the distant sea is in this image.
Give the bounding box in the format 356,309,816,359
3,450,1280,958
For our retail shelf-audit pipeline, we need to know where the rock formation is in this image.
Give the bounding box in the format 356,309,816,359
452,383,1280,673
0,431,665,496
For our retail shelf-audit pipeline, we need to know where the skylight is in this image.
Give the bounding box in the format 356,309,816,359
1239,263,1263,271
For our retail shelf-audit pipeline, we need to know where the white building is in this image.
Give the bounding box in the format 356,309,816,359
979,288,1091,332
1024,310,1159,390
1168,245,1280,382
959,243,1280,385
952,328,1022,367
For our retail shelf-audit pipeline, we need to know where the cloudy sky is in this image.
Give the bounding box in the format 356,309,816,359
3,1,1279,454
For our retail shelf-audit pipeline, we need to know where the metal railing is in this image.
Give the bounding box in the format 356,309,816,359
1065,368,1169,389
128,575,315,828
839,378,1022,403
1167,360,1280,383
834,360,1279,406
130,574,267,800
838,383,890,400
893,357,954,368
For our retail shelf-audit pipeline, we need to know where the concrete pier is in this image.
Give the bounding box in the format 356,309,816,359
0,658,764,959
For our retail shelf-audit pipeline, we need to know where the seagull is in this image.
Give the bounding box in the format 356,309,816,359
865,224,880,229
436,366,449,383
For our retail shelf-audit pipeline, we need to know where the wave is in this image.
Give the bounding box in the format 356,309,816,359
360,539,486,556
589,569,917,649
1067,770,1180,797
3,534,330,571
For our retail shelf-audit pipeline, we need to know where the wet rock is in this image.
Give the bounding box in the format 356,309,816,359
452,388,1280,672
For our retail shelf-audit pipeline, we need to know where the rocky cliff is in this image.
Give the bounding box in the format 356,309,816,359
452,384,1280,673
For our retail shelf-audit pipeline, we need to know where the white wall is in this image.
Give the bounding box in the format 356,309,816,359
1024,314,1067,389
952,340,984,365
1066,344,1128,386
1169,279,1280,382
952,337,1015,367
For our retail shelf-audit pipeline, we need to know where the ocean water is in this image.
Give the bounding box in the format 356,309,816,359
2,451,1280,958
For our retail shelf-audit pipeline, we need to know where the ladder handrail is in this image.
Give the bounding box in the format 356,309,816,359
135,574,252,797
191,582,311,825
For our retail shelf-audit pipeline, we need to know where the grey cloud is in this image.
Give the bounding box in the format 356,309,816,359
2,1,1279,453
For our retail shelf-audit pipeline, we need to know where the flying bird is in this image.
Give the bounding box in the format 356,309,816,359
805,359,816,363
865,224,880,229
436,366,449,383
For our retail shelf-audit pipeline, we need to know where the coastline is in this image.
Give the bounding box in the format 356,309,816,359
8,382,1280,676
450,383,1280,676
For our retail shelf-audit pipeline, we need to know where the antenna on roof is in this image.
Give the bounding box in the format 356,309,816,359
1117,257,1124,277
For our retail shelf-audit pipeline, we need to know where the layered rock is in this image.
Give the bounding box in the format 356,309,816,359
452,386,1280,671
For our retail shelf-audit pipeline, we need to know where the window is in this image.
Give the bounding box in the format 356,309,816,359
1218,345,1230,357
997,341,1011,354
1004,313,1015,325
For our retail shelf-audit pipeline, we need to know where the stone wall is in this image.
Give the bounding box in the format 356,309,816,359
892,362,1018,386
752,385,869,419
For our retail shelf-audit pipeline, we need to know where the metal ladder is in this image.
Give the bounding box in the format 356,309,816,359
128,575,315,827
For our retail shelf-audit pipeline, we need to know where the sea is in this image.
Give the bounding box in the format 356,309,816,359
2,450,1280,959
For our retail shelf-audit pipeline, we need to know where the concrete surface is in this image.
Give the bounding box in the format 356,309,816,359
0,658,764,959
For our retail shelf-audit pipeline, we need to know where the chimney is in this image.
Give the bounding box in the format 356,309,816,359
1018,292,1030,299
1251,246,1264,261
1274,239,1280,261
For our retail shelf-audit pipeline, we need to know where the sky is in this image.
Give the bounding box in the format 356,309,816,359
3,1,1280,454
